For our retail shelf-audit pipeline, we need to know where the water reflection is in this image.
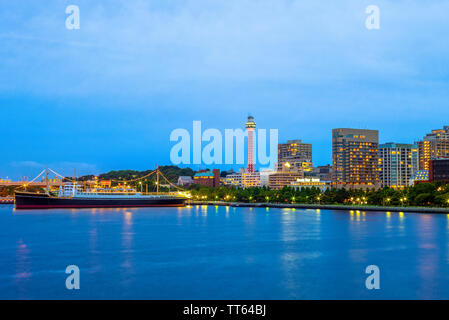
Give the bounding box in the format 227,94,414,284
88,223,100,275
201,205,208,217
15,238,31,299
121,210,135,285
416,215,437,299
280,209,300,298
4,205,449,299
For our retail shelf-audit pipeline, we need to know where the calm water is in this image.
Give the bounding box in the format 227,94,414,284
1,204,449,299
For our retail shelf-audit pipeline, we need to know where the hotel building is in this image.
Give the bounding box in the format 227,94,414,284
332,128,379,188
417,126,449,170
379,143,418,188
277,139,313,174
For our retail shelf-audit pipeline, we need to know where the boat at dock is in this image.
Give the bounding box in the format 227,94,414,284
15,183,187,209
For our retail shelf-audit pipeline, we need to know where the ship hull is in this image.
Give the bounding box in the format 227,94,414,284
15,192,186,210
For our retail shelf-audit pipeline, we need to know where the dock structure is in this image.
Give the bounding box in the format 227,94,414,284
0,197,14,204
188,201,449,214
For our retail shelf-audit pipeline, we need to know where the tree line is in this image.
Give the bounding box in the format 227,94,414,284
186,182,449,208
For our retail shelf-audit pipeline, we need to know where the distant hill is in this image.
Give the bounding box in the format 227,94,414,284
77,165,195,183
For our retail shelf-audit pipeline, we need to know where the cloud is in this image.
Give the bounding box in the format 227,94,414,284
2,1,449,169
1,0,449,97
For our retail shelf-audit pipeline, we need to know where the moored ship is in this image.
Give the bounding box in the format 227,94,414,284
15,182,187,209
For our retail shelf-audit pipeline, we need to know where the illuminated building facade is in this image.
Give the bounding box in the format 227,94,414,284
222,173,242,187
277,139,313,174
245,116,256,173
241,172,261,188
409,170,430,186
290,178,331,192
222,172,260,188
268,171,302,190
417,126,449,170
332,128,379,187
193,169,220,188
379,143,418,188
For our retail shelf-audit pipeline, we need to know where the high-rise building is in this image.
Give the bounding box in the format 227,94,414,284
245,116,256,173
379,143,418,188
429,158,449,183
277,140,313,174
332,128,379,187
417,126,449,170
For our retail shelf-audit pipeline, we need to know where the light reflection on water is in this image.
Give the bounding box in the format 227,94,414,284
2,204,449,299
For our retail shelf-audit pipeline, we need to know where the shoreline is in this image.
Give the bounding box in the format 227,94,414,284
188,201,449,214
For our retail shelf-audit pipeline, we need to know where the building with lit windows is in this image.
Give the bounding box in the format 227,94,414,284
379,143,418,188
241,172,261,188
417,126,449,170
268,171,302,190
193,169,220,188
222,173,242,187
222,171,261,188
290,178,331,192
332,128,380,188
409,170,430,186
277,139,313,174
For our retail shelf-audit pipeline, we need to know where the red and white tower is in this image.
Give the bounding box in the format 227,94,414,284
245,115,256,173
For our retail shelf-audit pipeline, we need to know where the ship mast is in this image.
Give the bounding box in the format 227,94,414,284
45,164,49,194
156,166,159,195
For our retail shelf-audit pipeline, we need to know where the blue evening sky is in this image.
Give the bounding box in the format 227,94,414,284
1,0,449,179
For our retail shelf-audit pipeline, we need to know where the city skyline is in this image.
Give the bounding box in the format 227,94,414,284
2,122,448,182
2,1,449,178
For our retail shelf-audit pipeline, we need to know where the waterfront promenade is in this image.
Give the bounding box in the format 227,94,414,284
188,201,449,214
